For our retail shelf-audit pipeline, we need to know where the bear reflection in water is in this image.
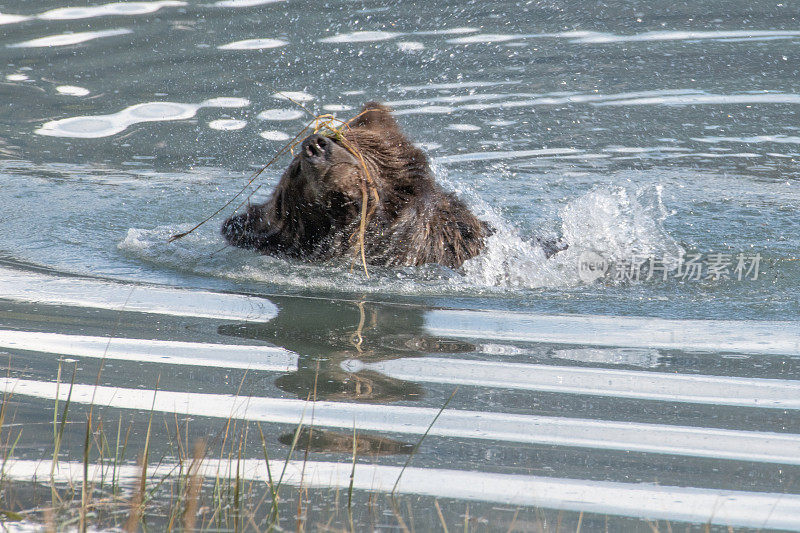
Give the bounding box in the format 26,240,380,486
278,427,414,456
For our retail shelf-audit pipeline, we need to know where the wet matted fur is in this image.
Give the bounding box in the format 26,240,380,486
222,102,490,269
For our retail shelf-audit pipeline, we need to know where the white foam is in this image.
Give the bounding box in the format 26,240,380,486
271,91,314,103
5,73,28,81
35,97,249,138
8,28,133,48
397,41,424,52
356,357,800,409
208,118,247,130
559,185,682,263
257,108,305,120
3,377,799,464
426,310,800,356
37,1,185,20
213,0,285,6
0,330,295,371
4,459,799,529
0,267,275,321
319,31,401,43
218,38,287,50
259,130,291,141
55,85,90,96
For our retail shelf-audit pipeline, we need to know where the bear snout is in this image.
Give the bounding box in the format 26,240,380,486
301,134,331,161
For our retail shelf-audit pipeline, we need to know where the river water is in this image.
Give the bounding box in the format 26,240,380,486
0,0,799,530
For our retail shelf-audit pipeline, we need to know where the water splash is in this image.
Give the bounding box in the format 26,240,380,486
120,184,681,293
460,185,683,289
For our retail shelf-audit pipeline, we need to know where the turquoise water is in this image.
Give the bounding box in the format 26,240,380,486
0,0,799,530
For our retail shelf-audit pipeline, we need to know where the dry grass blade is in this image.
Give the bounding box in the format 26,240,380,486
434,499,448,533
392,387,459,496
183,439,206,532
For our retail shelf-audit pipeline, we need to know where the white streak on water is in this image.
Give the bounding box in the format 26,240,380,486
434,148,581,164
257,108,304,120
0,13,31,24
426,310,800,356
4,459,799,529
259,130,290,141
213,0,285,6
38,1,186,20
391,80,520,92
3,377,800,464
319,31,401,44
208,119,247,130
55,85,90,96
414,27,478,35
218,38,287,50
271,91,314,102
0,267,276,321
447,124,481,132
0,330,295,371
392,105,455,115
35,97,249,138
567,29,800,44
397,41,424,52
693,135,800,144
321,104,352,112
447,33,530,44
595,93,800,106
6,73,28,81
8,28,133,48
351,357,800,409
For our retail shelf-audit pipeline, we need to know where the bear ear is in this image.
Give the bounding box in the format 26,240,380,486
349,101,399,131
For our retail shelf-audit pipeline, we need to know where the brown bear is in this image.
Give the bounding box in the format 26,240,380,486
221,102,491,269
